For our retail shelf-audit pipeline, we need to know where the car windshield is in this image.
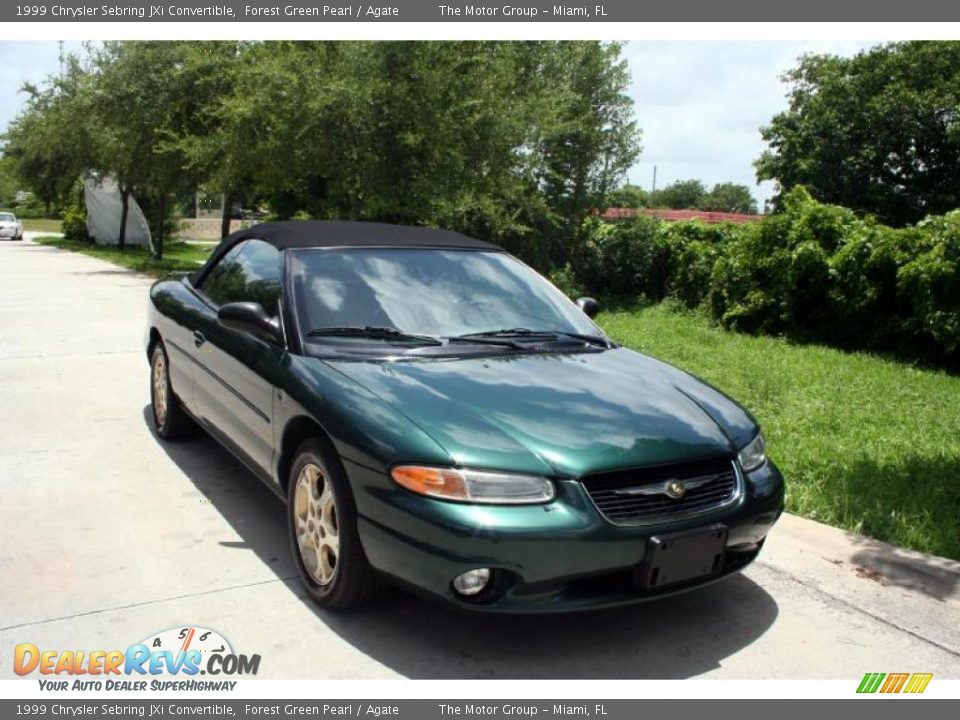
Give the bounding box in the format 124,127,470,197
289,248,600,344
0,213,15,222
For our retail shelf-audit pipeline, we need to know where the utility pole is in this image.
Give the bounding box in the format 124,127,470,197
651,165,657,196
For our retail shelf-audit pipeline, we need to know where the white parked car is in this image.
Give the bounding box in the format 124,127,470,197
0,212,24,240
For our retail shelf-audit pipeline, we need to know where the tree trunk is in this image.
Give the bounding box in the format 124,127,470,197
221,191,233,239
348,139,361,221
348,187,360,221
154,193,166,261
118,187,130,251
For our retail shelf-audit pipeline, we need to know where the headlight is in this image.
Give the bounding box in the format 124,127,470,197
391,465,555,504
738,431,767,472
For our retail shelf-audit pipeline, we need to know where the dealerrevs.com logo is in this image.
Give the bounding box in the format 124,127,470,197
14,626,260,692
857,672,933,694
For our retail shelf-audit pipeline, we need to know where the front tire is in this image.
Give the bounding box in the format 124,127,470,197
150,341,195,440
287,438,382,609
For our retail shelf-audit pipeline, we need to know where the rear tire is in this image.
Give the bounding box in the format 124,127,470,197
287,438,383,609
150,341,195,440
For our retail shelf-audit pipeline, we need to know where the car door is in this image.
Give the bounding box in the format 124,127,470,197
190,239,285,477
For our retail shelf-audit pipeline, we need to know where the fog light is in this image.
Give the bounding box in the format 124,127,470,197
452,568,491,596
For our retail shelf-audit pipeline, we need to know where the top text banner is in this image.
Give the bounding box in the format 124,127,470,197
6,0,960,22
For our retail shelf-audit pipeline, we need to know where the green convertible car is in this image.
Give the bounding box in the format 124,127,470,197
146,221,784,612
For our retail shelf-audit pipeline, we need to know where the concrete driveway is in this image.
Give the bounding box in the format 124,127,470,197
1,236,958,679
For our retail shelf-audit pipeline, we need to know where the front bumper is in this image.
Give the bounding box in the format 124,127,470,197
352,459,785,612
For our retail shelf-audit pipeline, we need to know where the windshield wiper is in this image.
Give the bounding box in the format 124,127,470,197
305,326,442,345
444,335,527,349
550,330,614,348
452,327,612,348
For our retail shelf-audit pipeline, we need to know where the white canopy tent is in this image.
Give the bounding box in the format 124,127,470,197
84,175,153,253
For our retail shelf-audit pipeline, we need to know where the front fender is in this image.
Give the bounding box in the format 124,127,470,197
277,355,454,475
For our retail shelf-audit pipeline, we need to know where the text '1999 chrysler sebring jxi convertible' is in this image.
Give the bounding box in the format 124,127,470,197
146,221,784,612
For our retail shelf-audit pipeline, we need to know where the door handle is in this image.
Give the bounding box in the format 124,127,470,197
193,331,206,348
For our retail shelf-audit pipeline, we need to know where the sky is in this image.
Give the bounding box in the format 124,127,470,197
1,40,878,208
0,42,81,130
623,41,878,207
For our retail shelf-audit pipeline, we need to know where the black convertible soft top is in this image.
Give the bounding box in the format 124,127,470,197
191,220,501,285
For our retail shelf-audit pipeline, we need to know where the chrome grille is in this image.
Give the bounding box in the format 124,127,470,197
581,457,741,524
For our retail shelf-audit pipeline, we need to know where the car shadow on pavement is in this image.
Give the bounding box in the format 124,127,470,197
144,406,780,679
70,268,149,277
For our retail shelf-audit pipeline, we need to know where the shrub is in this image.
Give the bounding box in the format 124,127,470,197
548,263,587,299
670,236,722,308
61,204,89,242
714,190,960,364
826,224,910,350
566,187,960,367
578,215,671,300
707,216,791,333
898,212,960,355
710,190,856,334
662,221,737,308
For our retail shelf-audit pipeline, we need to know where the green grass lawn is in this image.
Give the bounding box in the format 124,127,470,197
33,236,213,277
21,218,64,233
599,302,960,560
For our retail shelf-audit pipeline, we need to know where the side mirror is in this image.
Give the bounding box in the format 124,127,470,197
576,297,600,319
218,302,284,345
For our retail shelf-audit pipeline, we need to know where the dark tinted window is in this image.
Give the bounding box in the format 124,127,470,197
200,240,282,313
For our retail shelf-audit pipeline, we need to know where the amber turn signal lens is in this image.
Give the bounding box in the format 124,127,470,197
390,465,555,504
391,466,469,501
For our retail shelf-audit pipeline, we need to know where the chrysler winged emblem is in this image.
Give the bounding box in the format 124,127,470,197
613,474,715,499
665,480,686,499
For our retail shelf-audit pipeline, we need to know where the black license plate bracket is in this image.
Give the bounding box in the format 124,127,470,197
638,524,728,590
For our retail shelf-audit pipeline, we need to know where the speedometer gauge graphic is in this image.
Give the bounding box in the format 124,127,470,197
139,626,233,659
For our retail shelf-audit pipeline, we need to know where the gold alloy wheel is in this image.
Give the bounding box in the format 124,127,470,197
152,351,168,427
294,463,340,586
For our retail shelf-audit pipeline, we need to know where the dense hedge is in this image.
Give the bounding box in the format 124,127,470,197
572,187,960,367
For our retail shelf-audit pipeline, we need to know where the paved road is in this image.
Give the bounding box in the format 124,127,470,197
1,236,958,679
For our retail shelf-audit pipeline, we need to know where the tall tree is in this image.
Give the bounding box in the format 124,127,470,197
700,182,758,214
90,42,199,255
218,40,633,259
652,179,706,209
175,41,267,238
4,40,643,268
0,156,19,206
2,53,97,214
538,41,641,259
197,41,372,225
605,183,649,209
373,41,551,239
756,41,960,226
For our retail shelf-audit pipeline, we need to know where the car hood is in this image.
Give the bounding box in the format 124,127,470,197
324,348,758,477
